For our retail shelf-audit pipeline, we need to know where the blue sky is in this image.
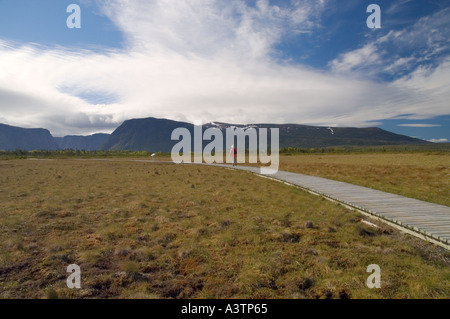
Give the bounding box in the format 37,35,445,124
0,0,124,49
0,0,449,141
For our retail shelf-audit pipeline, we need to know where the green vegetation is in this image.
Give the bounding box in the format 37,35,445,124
0,149,168,160
0,159,448,299
280,143,450,154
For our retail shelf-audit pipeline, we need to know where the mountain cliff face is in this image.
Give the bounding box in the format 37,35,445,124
101,118,193,152
0,123,58,151
54,134,110,150
101,117,429,152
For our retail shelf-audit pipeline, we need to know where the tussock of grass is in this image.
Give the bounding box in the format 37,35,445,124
0,159,448,299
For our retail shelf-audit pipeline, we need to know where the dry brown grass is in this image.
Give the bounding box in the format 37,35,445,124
0,159,448,299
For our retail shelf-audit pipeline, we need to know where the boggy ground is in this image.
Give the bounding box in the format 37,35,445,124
0,159,448,299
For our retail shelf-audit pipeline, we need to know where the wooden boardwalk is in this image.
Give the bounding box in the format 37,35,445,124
203,164,450,250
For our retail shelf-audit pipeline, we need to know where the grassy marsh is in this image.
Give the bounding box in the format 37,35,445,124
0,159,448,299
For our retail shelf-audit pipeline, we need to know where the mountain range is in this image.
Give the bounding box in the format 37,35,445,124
0,117,429,152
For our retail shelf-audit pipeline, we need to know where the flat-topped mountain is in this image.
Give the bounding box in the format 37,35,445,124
0,123,58,151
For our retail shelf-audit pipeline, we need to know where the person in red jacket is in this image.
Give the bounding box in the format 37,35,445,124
229,144,237,166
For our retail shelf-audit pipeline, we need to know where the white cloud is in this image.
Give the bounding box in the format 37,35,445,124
391,59,450,117
428,138,448,143
383,57,414,73
0,0,449,136
397,124,441,128
329,43,381,74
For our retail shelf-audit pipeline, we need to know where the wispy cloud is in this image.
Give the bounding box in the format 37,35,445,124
329,43,381,74
397,124,441,128
330,7,450,78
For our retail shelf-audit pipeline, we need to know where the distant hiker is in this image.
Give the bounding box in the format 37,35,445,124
230,145,237,166
151,153,156,161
